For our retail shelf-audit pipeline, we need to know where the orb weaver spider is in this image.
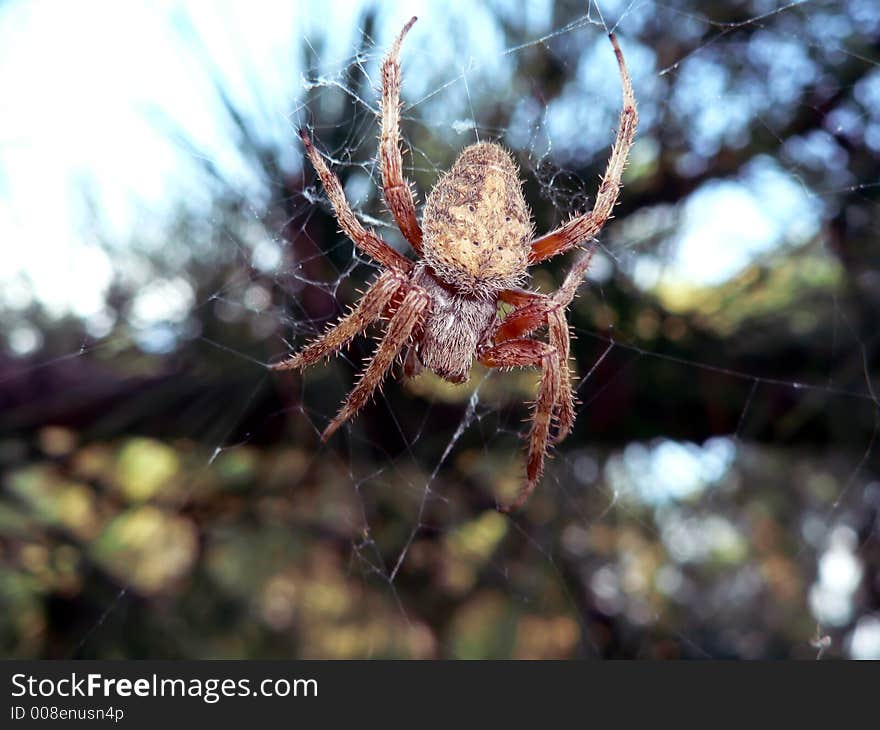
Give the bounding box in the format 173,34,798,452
274,17,637,511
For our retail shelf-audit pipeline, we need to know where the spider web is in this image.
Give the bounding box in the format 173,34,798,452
2,0,880,659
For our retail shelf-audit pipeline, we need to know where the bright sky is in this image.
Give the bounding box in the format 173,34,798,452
0,0,821,333
0,0,306,320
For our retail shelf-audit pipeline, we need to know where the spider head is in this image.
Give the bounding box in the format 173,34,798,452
422,142,532,298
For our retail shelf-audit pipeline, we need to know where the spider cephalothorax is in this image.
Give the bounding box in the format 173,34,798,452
273,17,638,511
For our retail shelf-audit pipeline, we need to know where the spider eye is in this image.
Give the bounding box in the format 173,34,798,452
505,216,511,222
468,204,476,212
472,240,480,246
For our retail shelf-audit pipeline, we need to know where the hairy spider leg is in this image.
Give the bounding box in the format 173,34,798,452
299,129,413,272
496,289,576,442
270,269,407,371
528,33,637,265
499,239,600,324
380,16,423,253
479,338,563,512
322,285,430,441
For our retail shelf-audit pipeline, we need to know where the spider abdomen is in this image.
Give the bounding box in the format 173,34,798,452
421,142,533,298
412,264,496,384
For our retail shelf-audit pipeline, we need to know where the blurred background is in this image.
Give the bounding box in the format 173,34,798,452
1,0,879,659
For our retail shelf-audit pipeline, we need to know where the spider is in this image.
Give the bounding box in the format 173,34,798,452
273,17,637,511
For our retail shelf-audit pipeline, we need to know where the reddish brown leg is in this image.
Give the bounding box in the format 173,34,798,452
322,285,430,441
271,270,406,371
496,289,576,442
528,33,637,266
498,288,544,308
380,17,423,253
546,307,575,441
479,338,562,512
300,130,412,272
495,291,553,343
